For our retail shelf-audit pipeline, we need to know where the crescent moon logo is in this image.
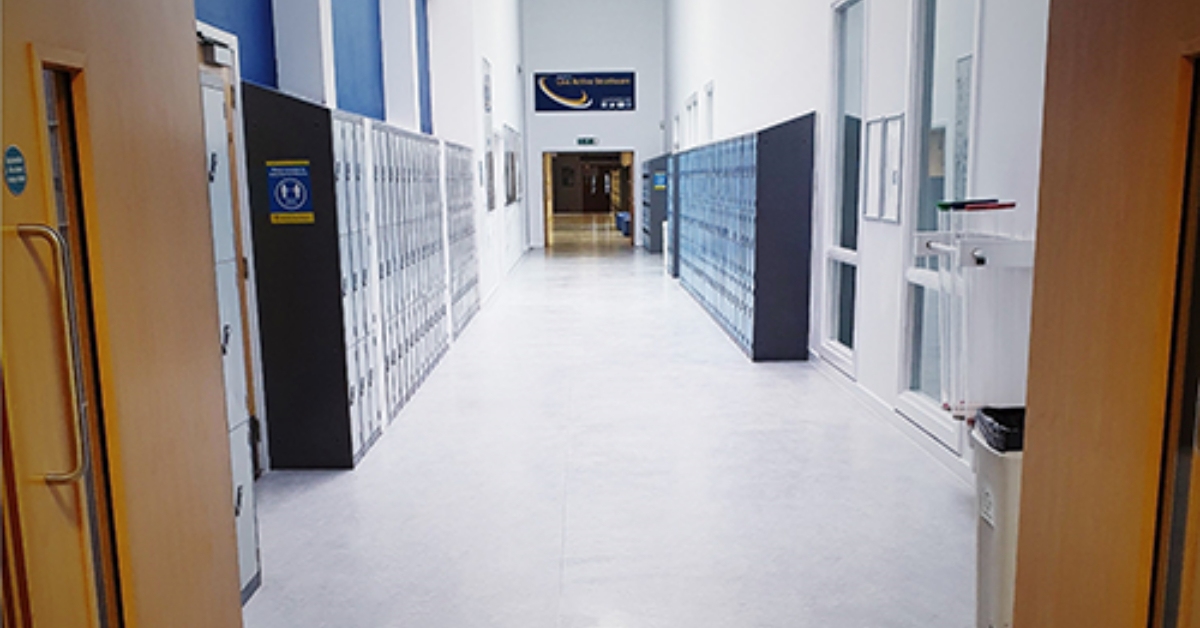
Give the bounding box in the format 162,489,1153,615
538,77,593,110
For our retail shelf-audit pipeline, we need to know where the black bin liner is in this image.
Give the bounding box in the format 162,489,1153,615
977,406,1026,453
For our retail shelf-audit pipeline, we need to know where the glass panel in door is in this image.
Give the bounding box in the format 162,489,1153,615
899,0,978,451
826,0,865,359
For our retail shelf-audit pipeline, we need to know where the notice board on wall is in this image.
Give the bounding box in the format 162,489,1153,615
534,72,635,112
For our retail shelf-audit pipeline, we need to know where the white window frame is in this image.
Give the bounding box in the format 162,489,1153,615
820,0,869,377
703,81,715,143
893,0,986,455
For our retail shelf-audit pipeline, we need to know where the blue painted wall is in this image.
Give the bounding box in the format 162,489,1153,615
195,0,278,88
415,0,434,134
333,0,386,120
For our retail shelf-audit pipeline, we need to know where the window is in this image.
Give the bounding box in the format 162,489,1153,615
704,82,715,143
824,0,865,363
897,0,980,451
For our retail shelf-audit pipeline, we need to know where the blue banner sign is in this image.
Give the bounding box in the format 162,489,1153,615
535,72,635,112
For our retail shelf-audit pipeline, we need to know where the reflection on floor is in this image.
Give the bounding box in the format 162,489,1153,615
244,248,974,628
551,212,631,252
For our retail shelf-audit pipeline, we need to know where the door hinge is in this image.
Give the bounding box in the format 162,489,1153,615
243,256,250,280
249,415,264,479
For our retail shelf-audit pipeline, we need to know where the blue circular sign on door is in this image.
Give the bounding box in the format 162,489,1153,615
5,145,28,197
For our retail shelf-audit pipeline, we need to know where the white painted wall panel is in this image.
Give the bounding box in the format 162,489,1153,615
427,0,528,302
665,0,831,145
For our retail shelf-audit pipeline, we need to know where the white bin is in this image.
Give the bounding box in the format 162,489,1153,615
974,427,1023,628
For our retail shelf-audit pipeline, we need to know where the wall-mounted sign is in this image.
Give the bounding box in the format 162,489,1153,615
5,146,28,197
577,136,597,146
267,160,314,225
653,172,667,190
535,72,635,112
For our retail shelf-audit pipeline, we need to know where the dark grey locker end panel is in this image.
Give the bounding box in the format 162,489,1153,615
243,83,354,469
752,113,814,361
642,154,669,254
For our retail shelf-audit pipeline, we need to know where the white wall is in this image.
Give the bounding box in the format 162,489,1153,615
381,0,420,130
522,0,667,246
665,0,831,147
427,0,529,301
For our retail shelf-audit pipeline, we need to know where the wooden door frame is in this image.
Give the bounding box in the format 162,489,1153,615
1154,49,1200,628
543,151,553,247
26,43,123,628
542,149,636,248
1014,4,1200,625
0,5,17,624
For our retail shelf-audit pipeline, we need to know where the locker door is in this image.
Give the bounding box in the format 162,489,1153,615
200,76,260,598
346,341,361,455
202,82,250,433
227,421,259,597
340,235,354,344
213,262,249,431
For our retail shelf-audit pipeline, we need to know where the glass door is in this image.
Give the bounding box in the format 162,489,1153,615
897,0,979,453
823,0,866,374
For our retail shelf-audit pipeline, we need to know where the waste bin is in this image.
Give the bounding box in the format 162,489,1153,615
974,406,1025,628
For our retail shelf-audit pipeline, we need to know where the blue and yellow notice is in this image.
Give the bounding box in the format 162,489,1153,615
267,160,314,225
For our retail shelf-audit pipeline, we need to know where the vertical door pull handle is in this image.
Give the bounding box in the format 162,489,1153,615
17,224,87,484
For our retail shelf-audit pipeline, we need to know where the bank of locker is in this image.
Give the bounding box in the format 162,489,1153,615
675,113,815,361
369,125,449,424
245,86,378,467
446,142,480,339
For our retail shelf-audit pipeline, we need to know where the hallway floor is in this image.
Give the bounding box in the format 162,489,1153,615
243,248,975,628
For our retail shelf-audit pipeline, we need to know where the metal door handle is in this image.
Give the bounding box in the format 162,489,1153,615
17,224,87,483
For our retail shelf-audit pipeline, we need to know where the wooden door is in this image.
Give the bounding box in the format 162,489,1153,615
3,0,243,625
3,55,117,628
581,162,609,213
1013,0,1200,625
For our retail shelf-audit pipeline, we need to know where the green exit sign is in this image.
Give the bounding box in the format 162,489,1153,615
577,136,597,146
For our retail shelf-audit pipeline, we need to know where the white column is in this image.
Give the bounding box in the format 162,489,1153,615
272,0,338,108
381,0,421,130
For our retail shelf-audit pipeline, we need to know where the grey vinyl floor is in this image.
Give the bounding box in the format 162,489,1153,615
243,247,975,628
